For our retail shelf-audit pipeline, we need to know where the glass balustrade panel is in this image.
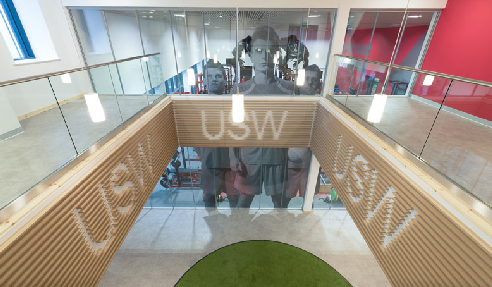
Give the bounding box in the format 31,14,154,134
420,81,492,206
49,69,123,153
0,78,77,209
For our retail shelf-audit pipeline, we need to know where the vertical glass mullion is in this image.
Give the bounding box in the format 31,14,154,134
355,12,378,96
169,10,181,95
202,12,210,95
383,12,408,94
406,11,441,97
321,9,336,97
135,10,154,96
102,10,125,94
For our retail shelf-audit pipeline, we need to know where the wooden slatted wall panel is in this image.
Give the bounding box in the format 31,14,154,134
311,99,492,287
0,99,178,287
172,96,317,148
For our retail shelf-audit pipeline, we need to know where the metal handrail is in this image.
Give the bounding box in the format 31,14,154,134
0,53,160,88
335,54,492,88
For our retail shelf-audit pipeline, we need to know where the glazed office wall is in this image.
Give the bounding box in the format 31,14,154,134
70,8,335,95
338,25,430,94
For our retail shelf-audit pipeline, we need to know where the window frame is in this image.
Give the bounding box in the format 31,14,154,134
0,0,35,60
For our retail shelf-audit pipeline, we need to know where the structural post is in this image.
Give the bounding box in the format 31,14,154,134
302,153,320,213
323,5,350,97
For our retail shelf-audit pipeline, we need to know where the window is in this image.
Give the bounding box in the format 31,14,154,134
0,0,34,60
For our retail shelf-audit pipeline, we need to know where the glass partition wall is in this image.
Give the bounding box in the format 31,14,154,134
70,8,336,97
68,8,337,210
341,11,439,96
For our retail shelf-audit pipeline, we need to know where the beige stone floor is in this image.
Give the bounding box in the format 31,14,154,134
0,95,161,209
98,208,391,287
335,95,492,206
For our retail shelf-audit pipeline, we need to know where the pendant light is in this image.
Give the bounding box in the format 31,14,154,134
84,93,106,123
187,68,196,85
60,73,72,84
367,94,387,123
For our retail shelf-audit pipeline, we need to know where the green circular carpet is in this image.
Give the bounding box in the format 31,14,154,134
176,240,352,287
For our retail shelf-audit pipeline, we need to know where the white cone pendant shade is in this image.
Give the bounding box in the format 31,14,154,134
367,94,388,123
84,93,106,123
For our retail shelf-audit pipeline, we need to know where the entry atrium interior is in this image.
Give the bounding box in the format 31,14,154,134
0,0,490,286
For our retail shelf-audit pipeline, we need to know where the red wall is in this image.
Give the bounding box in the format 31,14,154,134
344,26,427,64
412,0,492,121
340,26,427,94
421,0,492,82
393,26,428,65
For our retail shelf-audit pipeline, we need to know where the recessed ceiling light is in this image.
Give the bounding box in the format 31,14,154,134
408,15,422,18
149,11,153,13
204,22,210,25
175,14,185,17
308,15,320,18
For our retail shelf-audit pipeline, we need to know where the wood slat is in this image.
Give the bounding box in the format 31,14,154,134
0,99,178,287
311,99,492,287
172,96,317,148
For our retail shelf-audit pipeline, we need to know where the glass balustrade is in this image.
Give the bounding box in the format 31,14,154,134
0,54,166,211
0,78,77,209
330,54,492,208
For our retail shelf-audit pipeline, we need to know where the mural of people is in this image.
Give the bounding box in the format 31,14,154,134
235,26,313,95
305,64,323,94
229,26,314,208
204,59,227,95
284,148,312,208
195,60,235,208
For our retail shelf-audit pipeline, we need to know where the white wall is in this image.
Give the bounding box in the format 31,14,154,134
0,0,82,82
0,0,85,119
13,0,58,61
1,73,88,116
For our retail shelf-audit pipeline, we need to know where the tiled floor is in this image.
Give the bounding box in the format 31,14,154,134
97,208,391,287
334,95,492,206
0,95,161,209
